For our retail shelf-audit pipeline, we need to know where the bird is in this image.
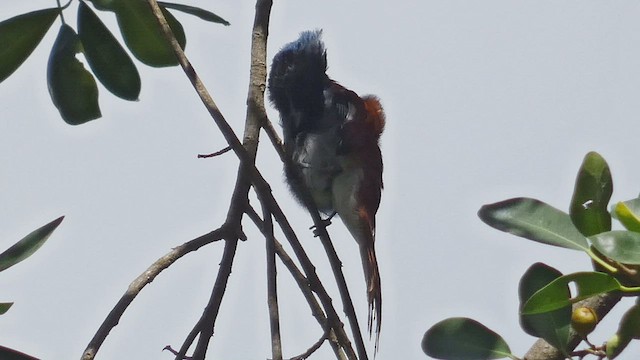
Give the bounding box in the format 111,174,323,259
268,29,385,346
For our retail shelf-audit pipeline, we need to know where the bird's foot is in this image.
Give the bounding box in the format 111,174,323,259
310,212,337,237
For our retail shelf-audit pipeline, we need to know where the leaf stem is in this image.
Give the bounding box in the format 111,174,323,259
586,249,618,273
56,0,66,24
619,284,640,294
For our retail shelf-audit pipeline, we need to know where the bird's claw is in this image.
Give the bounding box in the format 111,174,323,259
310,212,336,237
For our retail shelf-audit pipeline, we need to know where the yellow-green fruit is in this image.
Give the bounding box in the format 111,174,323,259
571,306,598,337
606,304,640,359
606,333,631,359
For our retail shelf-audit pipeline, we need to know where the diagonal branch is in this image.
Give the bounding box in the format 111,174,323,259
246,201,357,358
80,229,228,360
288,332,329,360
262,202,283,360
246,205,347,360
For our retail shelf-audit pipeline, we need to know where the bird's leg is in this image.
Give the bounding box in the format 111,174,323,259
310,211,337,237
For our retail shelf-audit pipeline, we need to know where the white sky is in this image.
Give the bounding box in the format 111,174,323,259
2,1,640,359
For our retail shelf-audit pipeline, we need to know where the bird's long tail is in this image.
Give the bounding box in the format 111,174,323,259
359,243,382,350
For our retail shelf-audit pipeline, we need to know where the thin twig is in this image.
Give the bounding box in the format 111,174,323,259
262,118,286,162
267,202,358,359
189,237,239,360
197,146,231,158
262,202,283,360
80,229,227,360
273,205,359,358
163,345,193,359
311,216,369,360
246,205,347,360
289,333,329,360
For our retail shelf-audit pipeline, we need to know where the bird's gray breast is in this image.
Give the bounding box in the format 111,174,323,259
292,128,342,212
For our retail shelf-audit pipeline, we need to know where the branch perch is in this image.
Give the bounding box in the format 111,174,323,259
524,292,621,360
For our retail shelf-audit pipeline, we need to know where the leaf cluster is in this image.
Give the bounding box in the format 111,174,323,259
423,152,640,359
0,1,228,124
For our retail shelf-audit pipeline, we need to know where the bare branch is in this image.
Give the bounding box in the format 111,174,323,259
187,237,240,360
197,146,232,158
288,333,328,360
246,206,347,359
310,216,369,359
263,203,283,360
80,229,227,360
246,205,352,359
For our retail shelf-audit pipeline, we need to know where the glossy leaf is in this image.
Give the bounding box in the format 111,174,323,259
522,272,622,315
422,317,514,360
87,0,117,11
0,216,64,272
0,345,39,360
78,1,140,100
478,197,589,251
590,231,640,265
615,199,640,233
158,2,230,25
0,303,13,315
518,263,570,354
113,0,186,67
569,152,612,236
0,8,59,83
47,25,101,124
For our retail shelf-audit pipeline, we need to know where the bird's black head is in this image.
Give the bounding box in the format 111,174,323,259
268,30,328,114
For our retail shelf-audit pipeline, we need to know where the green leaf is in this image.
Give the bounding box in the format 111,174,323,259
590,231,640,265
422,318,514,360
47,24,101,125
0,216,64,272
87,0,118,11
78,1,140,100
614,199,640,233
0,345,39,360
113,0,186,67
0,8,59,83
0,303,13,315
478,197,589,251
522,272,622,315
158,2,230,25
569,152,613,236
518,263,570,354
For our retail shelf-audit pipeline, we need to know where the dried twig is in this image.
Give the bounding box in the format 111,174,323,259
246,205,348,360
197,146,232,158
80,229,227,360
289,333,329,360
263,202,283,360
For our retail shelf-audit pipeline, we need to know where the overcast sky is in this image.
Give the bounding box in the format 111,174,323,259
2,1,640,359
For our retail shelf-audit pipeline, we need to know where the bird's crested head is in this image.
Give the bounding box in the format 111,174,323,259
268,30,327,99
